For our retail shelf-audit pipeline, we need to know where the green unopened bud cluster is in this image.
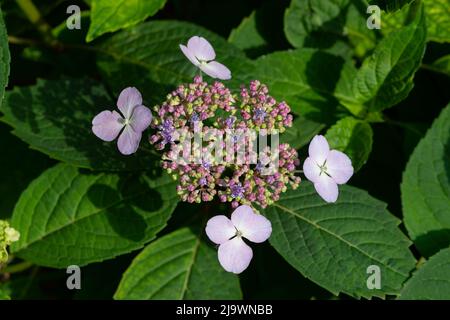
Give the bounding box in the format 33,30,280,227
0,220,20,264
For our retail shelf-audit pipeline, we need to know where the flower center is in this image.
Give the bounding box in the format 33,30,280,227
121,117,131,126
318,161,328,176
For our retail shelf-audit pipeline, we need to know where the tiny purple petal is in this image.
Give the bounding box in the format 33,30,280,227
187,36,216,61
326,150,354,184
130,105,152,132
308,135,330,165
231,205,272,243
92,110,124,142
117,87,142,119
117,125,141,155
230,183,245,198
218,237,253,274
314,174,339,203
200,61,231,80
205,215,236,245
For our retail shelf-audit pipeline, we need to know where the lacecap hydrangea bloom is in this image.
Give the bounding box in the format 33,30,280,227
91,35,355,275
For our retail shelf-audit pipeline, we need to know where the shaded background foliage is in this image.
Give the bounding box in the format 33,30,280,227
0,0,449,300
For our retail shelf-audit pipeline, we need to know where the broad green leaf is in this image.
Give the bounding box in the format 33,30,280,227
401,104,450,257
253,49,357,122
96,20,255,100
281,117,325,150
228,11,268,56
382,0,450,43
262,183,416,298
400,248,450,299
10,164,179,268
284,0,375,57
428,55,450,77
342,2,426,113
86,0,167,42
0,6,10,108
325,117,373,171
114,228,242,300
228,0,289,58
369,0,414,12
0,78,158,171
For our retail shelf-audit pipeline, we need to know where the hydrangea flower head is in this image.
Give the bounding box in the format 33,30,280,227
303,135,354,202
149,77,300,208
92,87,152,155
180,36,231,80
205,205,272,274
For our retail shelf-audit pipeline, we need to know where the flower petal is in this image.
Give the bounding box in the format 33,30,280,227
314,174,339,203
179,44,200,67
187,36,216,61
326,150,354,184
218,237,253,274
231,205,272,243
130,105,152,133
117,87,142,119
92,110,124,141
308,135,330,165
200,61,231,80
117,125,141,155
205,215,236,245
303,156,321,183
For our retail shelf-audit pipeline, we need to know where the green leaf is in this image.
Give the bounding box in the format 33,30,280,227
228,11,268,55
400,248,450,299
0,78,158,171
96,20,255,99
382,0,450,43
401,103,450,257
86,0,168,42
284,0,375,56
343,2,426,113
0,6,10,108
428,55,450,77
228,0,289,58
281,117,325,149
114,227,242,300
253,48,357,122
10,163,179,268
369,0,414,12
325,117,373,171
262,182,416,298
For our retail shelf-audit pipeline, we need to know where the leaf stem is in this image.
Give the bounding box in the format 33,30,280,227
0,261,34,274
15,0,60,48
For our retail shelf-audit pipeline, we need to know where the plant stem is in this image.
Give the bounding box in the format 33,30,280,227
15,0,60,47
0,261,34,274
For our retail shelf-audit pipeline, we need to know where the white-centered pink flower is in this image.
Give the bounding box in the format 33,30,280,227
179,36,231,80
303,135,354,203
205,205,272,274
92,87,152,155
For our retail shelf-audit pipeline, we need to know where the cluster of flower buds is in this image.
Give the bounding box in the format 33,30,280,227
0,220,20,264
149,76,300,208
